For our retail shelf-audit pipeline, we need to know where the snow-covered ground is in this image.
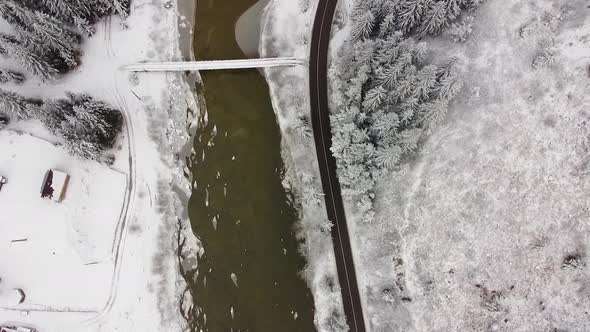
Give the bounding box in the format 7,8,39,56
328,0,590,331
0,0,200,331
260,0,349,331
0,130,125,311
264,0,589,330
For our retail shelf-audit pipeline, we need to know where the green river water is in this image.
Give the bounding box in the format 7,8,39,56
186,0,316,330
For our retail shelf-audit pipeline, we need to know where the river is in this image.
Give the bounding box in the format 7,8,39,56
184,0,316,330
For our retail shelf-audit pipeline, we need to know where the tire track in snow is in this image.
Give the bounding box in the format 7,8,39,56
84,18,138,322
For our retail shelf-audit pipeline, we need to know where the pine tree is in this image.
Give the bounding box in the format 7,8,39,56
293,115,313,143
446,0,468,20
399,96,419,124
397,0,431,33
0,88,33,120
36,0,96,35
0,34,58,80
1,2,80,68
419,1,450,36
418,98,449,134
371,111,399,139
397,128,422,153
110,0,131,19
413,65,438,100
0,69,25,84
39,93,123,160
351,11,376,41
393,65,417,102
435,71,463,100
363,86,387,112
374,145,402,169
378,13,397,38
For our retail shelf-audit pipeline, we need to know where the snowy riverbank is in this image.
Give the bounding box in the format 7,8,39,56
325,0,590,331
0,0,201,330
260,0,348,330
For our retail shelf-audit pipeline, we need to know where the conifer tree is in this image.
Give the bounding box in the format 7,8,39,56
0,34,58,80
351,11,375,41
371,111,400,139
418,98,450,134
363,86,387,112
420,1,450,36
397,0,430,33
0,88,33,120
0,70,25,84
3,2,80,68
374,145,403,169
413,65,438,100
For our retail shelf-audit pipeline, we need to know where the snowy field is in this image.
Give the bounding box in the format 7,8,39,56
341,0,590,331
0,0,200,331
0,130,125,310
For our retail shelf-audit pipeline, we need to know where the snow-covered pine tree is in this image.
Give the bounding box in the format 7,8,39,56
0,69,25,84
0,88,33,120
435,70,463,100
0,34,58,80
30,0,95,35
1,1,80,69
371,111,400,140
356,195,375,223
392,65,417,102
110,0,131,19
39,0,93,20
419,1,450,36
65,93,122,148
363,86,387,112
378,12,397,38
399,96,419,124
376,65,403,90
396,128,422,153
293,114,313,143
39,92,123,160
417,98,449,134
413,65,439,100
397,0,431,33
374,144,403,169
351,10,376,41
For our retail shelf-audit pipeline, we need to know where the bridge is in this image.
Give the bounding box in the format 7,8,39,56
123,57,306,72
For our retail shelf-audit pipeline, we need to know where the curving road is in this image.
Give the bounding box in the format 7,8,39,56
309,0,367,331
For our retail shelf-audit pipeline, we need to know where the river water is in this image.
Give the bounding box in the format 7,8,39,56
186,0,316,330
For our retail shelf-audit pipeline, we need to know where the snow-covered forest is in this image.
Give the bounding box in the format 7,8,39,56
326,0,590,330
330,0,483,222
0,0,130,161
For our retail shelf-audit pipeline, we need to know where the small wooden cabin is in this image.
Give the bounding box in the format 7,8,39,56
41,169,70,202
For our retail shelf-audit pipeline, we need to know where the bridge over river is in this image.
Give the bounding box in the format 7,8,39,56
123,57,305,72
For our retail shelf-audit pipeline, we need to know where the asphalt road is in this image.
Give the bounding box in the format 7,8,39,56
309,1,367,331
